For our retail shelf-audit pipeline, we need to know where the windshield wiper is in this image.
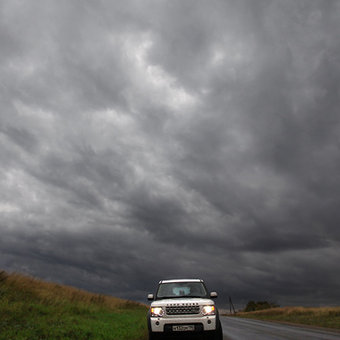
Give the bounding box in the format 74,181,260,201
157,296,183,299
158,295,205,299
186,295,205,298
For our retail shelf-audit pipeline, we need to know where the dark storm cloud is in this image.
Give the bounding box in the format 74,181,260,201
1,0,340,307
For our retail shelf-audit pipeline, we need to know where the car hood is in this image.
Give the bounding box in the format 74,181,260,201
151,298,215,307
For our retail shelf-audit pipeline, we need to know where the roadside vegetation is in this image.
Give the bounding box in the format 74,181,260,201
0,270,148,340
235,306,340,330
243,300,280,312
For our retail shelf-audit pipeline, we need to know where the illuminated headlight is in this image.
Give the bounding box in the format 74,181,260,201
202,305,216,316
151,307,164,317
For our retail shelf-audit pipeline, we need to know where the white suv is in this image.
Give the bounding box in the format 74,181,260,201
147,279,223,339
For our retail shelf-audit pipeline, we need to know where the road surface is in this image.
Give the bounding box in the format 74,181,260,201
221,317,340,340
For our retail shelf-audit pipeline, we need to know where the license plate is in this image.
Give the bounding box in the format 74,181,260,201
172,325,195,332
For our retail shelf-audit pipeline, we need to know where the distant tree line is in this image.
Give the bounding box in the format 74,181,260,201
244,300,280,312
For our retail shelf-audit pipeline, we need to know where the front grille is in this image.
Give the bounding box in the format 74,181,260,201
166,305,200,315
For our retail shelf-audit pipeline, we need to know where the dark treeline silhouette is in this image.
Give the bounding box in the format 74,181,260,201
244,300,280,312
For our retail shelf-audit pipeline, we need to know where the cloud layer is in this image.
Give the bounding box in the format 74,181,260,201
1,0,340,306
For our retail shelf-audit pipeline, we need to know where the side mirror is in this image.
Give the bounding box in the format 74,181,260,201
147,293,154,301
210,292,218,299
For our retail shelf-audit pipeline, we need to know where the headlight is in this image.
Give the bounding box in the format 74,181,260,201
151,307,164,317
202,305,216,316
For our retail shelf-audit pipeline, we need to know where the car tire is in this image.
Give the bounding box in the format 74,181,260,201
214,319,223,340
148,332,159,340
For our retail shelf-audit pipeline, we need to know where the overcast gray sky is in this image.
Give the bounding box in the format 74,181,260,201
1,0,340,308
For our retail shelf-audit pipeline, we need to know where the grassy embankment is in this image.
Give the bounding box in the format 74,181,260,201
235,306,340,330
0,271,148,340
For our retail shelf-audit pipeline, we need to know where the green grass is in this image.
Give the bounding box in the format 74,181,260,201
234,306,340,330
0,271,148,340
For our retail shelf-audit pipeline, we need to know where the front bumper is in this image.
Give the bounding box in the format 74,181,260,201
150,315,216,332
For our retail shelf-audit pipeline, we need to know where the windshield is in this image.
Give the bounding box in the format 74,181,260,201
156,282,208,299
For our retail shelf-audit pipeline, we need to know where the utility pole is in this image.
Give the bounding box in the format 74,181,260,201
229,296,236,314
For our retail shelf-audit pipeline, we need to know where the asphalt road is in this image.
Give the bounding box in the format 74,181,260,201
221,317,340,340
